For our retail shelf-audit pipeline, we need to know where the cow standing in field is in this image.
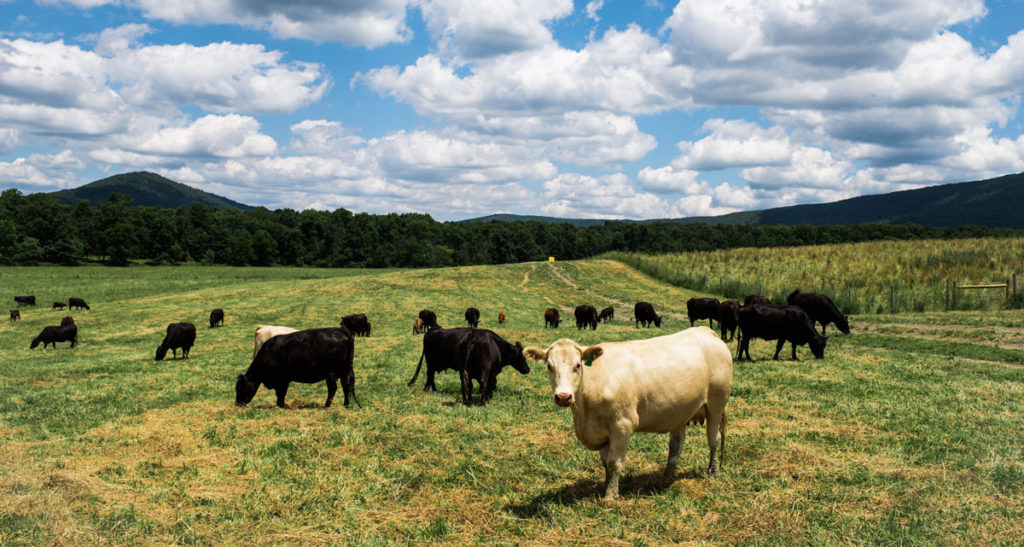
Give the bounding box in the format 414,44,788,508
465,307,480,328
155,323,197,360
236,327,359,409
544,308,562,328
457,329,530,405
717,300,740,341
574,305,598,331
786,289,851,336
14,296,35,307
737,305,826,361
523,326,732,501
254,325,299,357
598,307,615,323
209,308,225,328
341,313,371,337
9,310,19,321
634,302,662,328
30,325,78,349
52,302,66,310
60,316,75,326
68,298,90,311
687,297,719,328
408,327,528,401
744,295,770,307
418,309,439,332
498,310,506,324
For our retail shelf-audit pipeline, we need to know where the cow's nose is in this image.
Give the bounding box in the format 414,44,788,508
554,392,573,407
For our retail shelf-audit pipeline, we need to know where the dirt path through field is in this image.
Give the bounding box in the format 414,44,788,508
544,262,689,320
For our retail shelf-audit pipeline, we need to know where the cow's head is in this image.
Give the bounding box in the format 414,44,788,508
154,344,168,361
654,315,662,327
523,339,602,407
835,315,851,335
235,374,258,406
809,334,827,359
506,342,530,375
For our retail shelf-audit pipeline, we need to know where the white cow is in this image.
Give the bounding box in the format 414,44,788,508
253,325,299,357
523,326,733,500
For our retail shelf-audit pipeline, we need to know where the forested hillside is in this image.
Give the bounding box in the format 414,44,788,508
0,188,1018,267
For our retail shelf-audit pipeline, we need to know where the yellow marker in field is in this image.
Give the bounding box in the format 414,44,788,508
548,256,555,262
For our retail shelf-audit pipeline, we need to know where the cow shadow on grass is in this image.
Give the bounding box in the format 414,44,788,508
507,468,701,517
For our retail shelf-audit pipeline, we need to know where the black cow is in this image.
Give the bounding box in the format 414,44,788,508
718,300,740,341
465,307,480,328
544,307,562,328
744,295,770,307
60,315,75,326
341,313,371,337
687,297,719,327
737,305,826,361
574,305,598,330
236,327,358,409
598,306,614,323
30,325,77,349
407,327,527,404
68,297,90,310
14,296,35,307
52,302,66,310
458,329,530,405
633,301,662,328
155,322,197,360
209,308,225,328
9,310,19,321
418,309,439,332
786,289,851,336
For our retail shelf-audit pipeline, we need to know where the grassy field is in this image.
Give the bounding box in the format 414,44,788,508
610,236,1024,313
1,260,1022,545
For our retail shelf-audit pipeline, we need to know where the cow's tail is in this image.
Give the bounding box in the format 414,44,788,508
350,383,363,409
408,349,426,386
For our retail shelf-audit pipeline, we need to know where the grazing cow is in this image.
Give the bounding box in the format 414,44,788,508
236,327,359,409
408,327,528,404
30,325,78,349
744,295,770,307
418,309,439,332
254,325,299,357
457,329,530,405
574,305,598,331
737,305,826,361
687,297,720,328
544,307,562,329
413,317,425,334
634,302,662,328
155,322,197,361
465,307,480,328
523,327,732,501
786,289,851,336
717,300,740,341
14,296,35,307
498,310,506,324
68,297,90,311
60,316,75,326
9,310,19,321
52,302,66,310
341,313,371,337
209,308,225,328
598,306,615,323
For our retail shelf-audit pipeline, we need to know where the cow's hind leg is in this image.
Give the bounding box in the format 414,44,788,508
706,408,725,477
772,339,785,359
324,375,337,408
275,383,290,408
663,426,686,483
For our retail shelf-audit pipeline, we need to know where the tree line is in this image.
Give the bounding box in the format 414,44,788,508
1,188,1019,267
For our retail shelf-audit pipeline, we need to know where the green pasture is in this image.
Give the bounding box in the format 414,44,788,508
1,260,1022,544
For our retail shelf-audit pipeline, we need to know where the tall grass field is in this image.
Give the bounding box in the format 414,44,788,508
1,258,1022,544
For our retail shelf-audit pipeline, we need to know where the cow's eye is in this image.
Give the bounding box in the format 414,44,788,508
574,363,580,371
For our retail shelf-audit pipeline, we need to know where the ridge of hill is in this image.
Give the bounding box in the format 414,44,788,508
49,171,253,210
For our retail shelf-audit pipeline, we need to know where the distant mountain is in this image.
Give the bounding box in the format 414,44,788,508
462,173,1024,229
50,171,253,210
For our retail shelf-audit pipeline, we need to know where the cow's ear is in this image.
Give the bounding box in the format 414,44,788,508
522,346,547,362
581,346,603,366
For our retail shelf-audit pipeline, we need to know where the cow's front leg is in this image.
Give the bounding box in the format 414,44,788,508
601,426,631,501
772,339,786,359
663,426,686,483
324,375,337,408
275,383,290,408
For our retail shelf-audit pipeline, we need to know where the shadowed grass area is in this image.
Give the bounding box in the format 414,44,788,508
1,260,1022,544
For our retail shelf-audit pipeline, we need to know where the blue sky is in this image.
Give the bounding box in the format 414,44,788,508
2,0,1024,220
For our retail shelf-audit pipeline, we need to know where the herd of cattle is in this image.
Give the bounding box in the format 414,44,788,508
10,287,850,499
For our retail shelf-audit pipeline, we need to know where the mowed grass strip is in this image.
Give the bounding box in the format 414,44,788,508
0,261,1022,544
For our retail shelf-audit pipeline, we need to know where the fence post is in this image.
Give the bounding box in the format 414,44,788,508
945,280,950,311
890,285,895,313
1007,278,1011,302
1013,273,1017,297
